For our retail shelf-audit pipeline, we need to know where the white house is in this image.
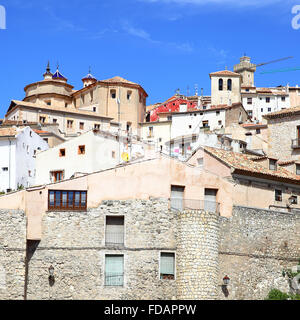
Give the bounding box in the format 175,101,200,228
0,126,49,193
169,103,248,139
35,129,155,185
241,86,290,121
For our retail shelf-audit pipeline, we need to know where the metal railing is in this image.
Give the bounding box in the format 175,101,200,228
105,273,124,287
105,232,124,246
292,139,300,149
170,198,220,215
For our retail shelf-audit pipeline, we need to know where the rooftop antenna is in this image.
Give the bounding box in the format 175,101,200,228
195,84,198,96
175,88,180,95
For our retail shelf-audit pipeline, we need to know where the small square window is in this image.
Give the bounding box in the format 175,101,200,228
80,122,84,130
256,129,261,134
93,107,96,112
94,124,100,130
53,119,57,124
59,149,66,157
290,196,298,205
281,97,286,102
67,120,73,129
78,145,85,155
2,167,8,172
266,97,270,103
296,164,300,175
112,151,116,159
268,108,272,112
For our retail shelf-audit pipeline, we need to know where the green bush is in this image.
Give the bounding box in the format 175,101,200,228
266,289,290,300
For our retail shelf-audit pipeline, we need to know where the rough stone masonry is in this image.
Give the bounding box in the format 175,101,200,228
0,200,299,300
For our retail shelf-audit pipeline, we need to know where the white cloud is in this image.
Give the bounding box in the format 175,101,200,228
121,20,194,53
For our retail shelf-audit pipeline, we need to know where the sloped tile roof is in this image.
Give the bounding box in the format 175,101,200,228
204,146,300,184
0,128,18,137
263,106,300,119
101,76,137,85
209,70,241,77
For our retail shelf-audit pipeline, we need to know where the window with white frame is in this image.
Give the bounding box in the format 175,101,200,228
105,255,124,286
160,252,175,280
105,216,124,246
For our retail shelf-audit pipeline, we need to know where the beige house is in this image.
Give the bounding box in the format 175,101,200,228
264,106,300,162
289,86,300,108
210,70,242,106
5,64,148,137
1,146,300,240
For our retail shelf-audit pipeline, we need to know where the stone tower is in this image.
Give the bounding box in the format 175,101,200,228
176,209,220,300
233,56,256,87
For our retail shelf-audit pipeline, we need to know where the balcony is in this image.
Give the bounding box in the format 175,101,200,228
292,139,300,149
105,273,124,287
170,198,220,215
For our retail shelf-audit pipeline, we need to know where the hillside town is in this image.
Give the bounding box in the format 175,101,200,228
0,55,299,300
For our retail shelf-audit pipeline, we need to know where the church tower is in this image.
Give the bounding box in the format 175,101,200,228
82,67,97,88
43,61,53,80
233,56,256,87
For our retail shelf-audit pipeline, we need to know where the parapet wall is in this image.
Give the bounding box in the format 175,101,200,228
218,206,300,300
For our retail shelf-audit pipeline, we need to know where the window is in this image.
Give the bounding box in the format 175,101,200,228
44,138,49,143
167,116,172,121
78,145,85,155
106,216,124,246
282,97,286,102
202,120,209,128
27,146,29,154
112,151,116,159
171,185,185,211
218,79,223,91
197,158,204,167
46,100,51,106
160,253,175,280
53,119,57,124
65,103,68,108
28,170,32,177
297,164,300,175
59,149,66,157
248,110,253,117
2,167,8,172
127,91,132,101
247,98,252,105
246,89,250,92
275,189,282,202
105,255,124,287
94,124,100,130
268,108,271,112
148,127,154,138
256,129,261,134
93,107,96,112
79,122,84,130
189,125,192,129
51,171,64,183
227,79,232,91
261,108,264,113
218,120,222,126
216,111,220,115
290,196,298,205
48,190,87,211
40,116,46,124
67,120,73,129
266,97,270,103
269,159,277,170
111,90,116,99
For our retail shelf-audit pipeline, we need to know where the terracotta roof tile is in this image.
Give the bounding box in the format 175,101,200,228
204,146,300,184
0,128,18,137
209,70,241,77
263,106,300,119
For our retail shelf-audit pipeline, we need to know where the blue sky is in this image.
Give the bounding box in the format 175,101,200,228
0,0,299,117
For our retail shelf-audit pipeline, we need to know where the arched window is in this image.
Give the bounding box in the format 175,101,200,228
219,79,223,91
227,79,232,91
